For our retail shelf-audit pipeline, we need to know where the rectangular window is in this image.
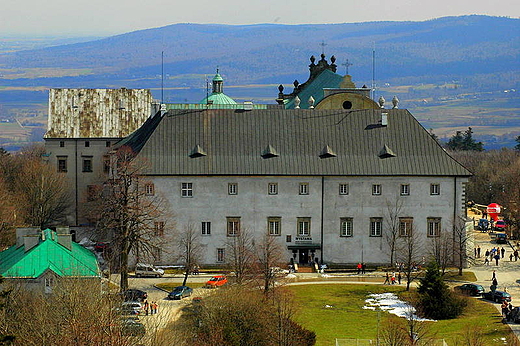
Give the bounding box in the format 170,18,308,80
268,183,278,195
227,217,240,236
202,222,211,235
399,217,413,237
181,182,193,197
154,221,164,236
103,156,110,174
228,183,238,195
372,184,381,195
286,235,292,242
339,183,349,195
57,156,67,172
59,141,65,148
87,185,97,201
299,183,309,195
105,141,111,147
85,141,90,148
370,217,383,237
427,217,441,237
152,246,161,261
217,248,225,262
145,183,155,196
430,184,440,195
400,184,410,196
340,217,353,237
297,217,311,236
268,217,281,236
82,157,93,172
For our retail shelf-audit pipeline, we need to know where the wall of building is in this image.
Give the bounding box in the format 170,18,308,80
44,138,117,226
149,175,468,266
46,88,153,138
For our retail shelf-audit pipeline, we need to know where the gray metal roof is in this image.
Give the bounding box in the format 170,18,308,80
130,108,471,177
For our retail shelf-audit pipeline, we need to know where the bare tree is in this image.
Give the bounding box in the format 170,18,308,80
86,146,169,291
428,231,453,274
384,197,404,267
254,230,284,294
225,227,255,285
177,223,203,286
452,216,471,276
397,225,423,291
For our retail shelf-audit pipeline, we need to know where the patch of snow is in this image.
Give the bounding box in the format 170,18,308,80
325,304,333,308
320,274,332,277
286,274,297,279
364,293,436,322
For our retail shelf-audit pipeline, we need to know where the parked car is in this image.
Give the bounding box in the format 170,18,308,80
496,232,508,244
483,290,512,303
135,263,164,277
477,218,490,232
168,286,193,300
205,275,228,288
454,283,485,296
119,301,143,316
122,289,148,302
121,318,146,336
494,220,507,232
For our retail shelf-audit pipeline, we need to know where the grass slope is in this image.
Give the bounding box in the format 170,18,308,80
288,284,512,346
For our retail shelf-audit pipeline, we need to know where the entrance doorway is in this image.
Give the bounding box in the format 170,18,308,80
299,249,308,264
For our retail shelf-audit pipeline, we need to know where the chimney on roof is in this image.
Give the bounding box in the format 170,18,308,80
16,227,40,247
23,235,40,252
57,234,72,251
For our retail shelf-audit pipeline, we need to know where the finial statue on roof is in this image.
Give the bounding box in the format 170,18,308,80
278,84,284,93
330,55,336,64
320,53,326,61
310,55,316,65
378,96,385,109
392,96,399,109
293,80,299,88
294,96,301,109
308,96,315,109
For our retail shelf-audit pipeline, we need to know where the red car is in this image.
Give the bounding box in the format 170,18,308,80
205,275,227,288
494,220,507,231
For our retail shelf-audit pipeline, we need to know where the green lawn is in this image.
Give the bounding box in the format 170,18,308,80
288,284,512,346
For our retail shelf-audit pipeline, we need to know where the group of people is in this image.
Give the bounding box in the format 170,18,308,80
356,263,366,274
143,300,158,315
501,301,517,322
383,272,401,285
480,246,519,265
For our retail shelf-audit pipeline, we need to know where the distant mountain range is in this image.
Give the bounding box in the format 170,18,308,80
0,15,518,150
0,15,518,93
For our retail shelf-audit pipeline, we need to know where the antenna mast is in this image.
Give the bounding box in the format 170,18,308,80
372,43,375,100
161,51,164,104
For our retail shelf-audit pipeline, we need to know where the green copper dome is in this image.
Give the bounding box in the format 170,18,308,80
199,70,236,105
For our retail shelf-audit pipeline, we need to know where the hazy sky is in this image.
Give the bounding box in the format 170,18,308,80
2,0,519,36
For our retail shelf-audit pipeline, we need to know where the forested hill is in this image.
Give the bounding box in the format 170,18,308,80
0,15,518,87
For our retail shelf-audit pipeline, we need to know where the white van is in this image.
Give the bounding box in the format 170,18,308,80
135,263,164,277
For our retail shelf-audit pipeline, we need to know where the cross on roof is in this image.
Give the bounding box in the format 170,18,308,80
342,59,353,75
319,41,327,55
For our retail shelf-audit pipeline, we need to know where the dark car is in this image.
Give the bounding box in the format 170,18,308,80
483,290,512,303
168,286,193,300
495,220,507,231
454,283,485,296
477,218,489,232
122,289,148,302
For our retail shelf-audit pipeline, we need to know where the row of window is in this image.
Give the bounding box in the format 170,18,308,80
58,140,111,148
152,182,442,197
57,156,111,174
172,216,443,238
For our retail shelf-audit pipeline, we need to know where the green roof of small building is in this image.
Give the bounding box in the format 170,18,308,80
213,73,224,82
199,92,237,105
0,229,100,278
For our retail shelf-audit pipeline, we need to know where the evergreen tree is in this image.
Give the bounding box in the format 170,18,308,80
446,127,484,151
515,135,520,152
416,262,466,320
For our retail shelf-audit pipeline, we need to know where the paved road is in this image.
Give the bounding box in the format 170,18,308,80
468,229,520,339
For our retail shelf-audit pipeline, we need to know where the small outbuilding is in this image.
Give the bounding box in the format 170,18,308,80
0,228,100,293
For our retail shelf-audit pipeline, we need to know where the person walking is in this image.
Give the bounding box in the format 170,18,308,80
492,270,496,280
357,263,362,275
484,257,490,265
384,272,390,284
515,249,519,261
391,273,396,285
494,253,500,266
510,253,513,261
398,272,402,284
501,247,505,259
502,301,509,319
477,245,481,258
361,262,366,274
